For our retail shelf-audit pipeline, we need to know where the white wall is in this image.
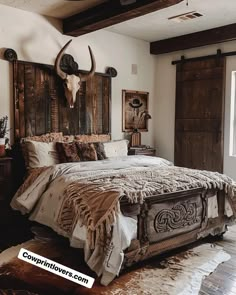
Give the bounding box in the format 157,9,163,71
0,4,156,147
155,41,236,180
2,4,234,178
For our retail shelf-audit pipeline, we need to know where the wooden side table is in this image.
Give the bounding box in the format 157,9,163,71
0,157,32,248
0,157,14,229
128,147,156,156
0,157,12,201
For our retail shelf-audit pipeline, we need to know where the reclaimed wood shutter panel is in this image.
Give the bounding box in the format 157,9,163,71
174,57,225,172
13,60,111,140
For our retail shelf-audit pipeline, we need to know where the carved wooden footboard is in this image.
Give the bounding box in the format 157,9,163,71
120,188,232,269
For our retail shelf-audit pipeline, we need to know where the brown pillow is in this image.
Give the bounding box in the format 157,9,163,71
56,142,80,163
75,142,98,161
93,142,107,160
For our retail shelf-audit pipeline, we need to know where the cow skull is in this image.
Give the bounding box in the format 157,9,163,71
55,39,96,108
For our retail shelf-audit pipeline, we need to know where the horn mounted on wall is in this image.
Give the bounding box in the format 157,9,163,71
54,39,96,108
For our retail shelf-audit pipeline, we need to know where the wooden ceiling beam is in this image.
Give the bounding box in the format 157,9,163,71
150,23,236,55
63,0,184,37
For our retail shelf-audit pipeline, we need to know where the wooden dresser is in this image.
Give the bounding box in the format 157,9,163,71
128,147,156,156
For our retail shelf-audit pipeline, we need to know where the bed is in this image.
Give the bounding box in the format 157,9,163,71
10,137,236,286
10,59,236,286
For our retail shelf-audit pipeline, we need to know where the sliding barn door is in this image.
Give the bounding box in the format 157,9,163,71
175,56,225,172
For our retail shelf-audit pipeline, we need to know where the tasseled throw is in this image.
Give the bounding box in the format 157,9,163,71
57,166,236,249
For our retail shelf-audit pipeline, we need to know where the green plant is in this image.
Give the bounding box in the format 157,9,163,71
0,116,8,138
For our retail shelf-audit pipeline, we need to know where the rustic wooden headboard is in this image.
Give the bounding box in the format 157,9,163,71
13,60,111,141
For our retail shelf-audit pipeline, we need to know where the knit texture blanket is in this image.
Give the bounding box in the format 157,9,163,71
57,166,236,249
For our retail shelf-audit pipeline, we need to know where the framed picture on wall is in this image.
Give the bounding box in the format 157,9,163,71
122,89,149,132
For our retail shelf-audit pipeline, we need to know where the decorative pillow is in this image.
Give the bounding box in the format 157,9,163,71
103,139,129,158
56,142,80,163
75,142,98,161
93,142,107,160
21,133,75,168
22,140,60,169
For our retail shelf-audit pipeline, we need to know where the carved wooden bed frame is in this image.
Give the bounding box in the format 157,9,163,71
121,188,234,269
11,59,235,274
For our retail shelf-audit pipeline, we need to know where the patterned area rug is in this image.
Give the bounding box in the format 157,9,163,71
101,244,230,295
0,237,230,295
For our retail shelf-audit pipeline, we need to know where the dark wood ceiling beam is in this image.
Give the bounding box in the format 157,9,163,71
150,23,236,55
63,0,184,37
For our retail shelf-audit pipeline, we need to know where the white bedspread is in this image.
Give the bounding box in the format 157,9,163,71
11,155,172,285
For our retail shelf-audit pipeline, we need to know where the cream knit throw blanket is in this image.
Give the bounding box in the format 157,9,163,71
57,166,236,249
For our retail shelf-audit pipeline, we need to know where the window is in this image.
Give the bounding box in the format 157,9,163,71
230,71,236,156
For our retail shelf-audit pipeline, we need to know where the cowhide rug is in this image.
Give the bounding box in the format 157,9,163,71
0,238,230,295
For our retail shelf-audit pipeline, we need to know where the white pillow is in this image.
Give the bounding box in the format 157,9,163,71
103,139,129,158
23,140,59,169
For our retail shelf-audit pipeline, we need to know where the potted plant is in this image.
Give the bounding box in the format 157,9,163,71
0,116,8,157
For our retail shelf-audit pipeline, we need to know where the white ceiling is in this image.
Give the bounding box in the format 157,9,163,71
107,0,236,42
0,0,106,19
0,0,235,42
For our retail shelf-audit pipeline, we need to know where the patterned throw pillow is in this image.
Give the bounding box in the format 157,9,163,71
93,142,107,160
56,142,80,163
75,142,98,161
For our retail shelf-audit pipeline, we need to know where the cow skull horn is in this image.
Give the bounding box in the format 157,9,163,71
54,39,96,108
55,39,72,80
79,46,96,81
55,39,96,81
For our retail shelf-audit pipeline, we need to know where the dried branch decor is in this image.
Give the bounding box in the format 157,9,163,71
0,116,8,138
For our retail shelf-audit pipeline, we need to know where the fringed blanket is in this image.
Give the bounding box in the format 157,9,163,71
57,166,236,249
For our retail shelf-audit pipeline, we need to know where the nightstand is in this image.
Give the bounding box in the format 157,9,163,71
0,157,32,249
0,157,13,226
0,157,12,201
128,147,156,156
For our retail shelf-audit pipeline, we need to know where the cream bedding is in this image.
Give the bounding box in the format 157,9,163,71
11,155,172,285
10,155,236,285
